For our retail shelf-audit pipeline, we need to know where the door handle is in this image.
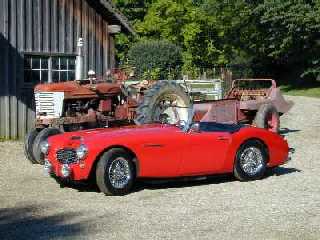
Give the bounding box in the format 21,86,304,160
217,136,229,141
144,143,164,148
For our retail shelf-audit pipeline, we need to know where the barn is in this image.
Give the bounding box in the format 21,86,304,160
0,0,134,139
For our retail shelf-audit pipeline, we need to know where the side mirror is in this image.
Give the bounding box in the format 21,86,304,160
189,123,200,133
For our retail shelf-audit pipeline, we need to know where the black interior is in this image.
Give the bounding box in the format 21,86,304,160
199,122,244,133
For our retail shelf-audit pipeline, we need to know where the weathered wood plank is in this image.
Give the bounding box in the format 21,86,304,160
81,0,89,75
102,21,109,72
65,0,74,53
96,13,103,75
51,0,59,52
26,0,33,51
43,0,50,52
74,0,82,53
9,0,18,138
58,0,66,53
88,4,96,72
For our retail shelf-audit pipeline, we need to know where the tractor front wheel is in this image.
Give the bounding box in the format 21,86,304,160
24,128,41,164
32,127,62,165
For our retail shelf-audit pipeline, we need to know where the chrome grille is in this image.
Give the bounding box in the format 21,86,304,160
56,149,78,164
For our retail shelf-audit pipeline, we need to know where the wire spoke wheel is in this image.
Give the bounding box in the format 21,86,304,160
108,157,131,189
239,147,264,176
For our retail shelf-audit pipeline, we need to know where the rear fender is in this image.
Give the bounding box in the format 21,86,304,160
222,128,285,172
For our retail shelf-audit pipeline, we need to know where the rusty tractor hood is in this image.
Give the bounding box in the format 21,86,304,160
34,81,121,99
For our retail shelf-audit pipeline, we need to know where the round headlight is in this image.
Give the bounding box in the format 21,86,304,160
40,140,50,155
76,144,88,160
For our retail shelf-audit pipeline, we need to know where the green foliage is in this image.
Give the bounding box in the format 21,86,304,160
128,40,182,80
135,0,230,71
112,0,154,64
250,0,320,78
281,84,320,98
114,33,132,64
113,0,320,83
112,0,153,24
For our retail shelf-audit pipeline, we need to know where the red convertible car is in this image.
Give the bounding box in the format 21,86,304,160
42,120,292,195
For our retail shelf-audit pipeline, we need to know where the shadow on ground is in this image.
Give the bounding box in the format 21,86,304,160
55,165,301,195
134,166,301,192
0,205,89,240
279,128,301,135
265,166,301,177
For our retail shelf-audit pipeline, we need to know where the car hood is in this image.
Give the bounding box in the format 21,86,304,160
48,124,179,147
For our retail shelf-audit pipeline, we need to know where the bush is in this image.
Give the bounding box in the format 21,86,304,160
128,40,182,80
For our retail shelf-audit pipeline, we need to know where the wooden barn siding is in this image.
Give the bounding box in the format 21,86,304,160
0,0,114,139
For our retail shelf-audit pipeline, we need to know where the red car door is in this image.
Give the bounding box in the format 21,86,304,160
137,128,187,177
180,131,231,175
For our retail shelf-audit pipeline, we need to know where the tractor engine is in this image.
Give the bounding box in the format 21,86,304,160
34,80,136,131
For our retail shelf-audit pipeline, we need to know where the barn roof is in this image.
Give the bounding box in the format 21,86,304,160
99,0,135,35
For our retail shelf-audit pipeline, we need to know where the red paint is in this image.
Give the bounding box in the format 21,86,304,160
46,124,289,181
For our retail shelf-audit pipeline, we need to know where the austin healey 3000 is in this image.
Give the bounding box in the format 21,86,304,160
42,116,292,195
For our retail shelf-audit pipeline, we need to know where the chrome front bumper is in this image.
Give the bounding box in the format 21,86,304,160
44,159,71,178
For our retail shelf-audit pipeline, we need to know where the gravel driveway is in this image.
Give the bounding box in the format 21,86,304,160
0,95,319,240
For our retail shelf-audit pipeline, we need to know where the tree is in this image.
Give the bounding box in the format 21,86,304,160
114,0,320,82
112,0,153,24
252,0,320,80
135,0,231,74
112,0,153,64
128,40,182,80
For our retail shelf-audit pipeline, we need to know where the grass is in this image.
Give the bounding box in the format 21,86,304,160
0,137,19,142
280,83,320,98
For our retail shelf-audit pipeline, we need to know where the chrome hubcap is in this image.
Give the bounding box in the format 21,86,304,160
108,157,131,189
240,147,264,176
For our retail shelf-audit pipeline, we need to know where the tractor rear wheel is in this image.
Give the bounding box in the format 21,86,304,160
135,81,191,125
254,104,280,133
24,128,40,164
32,127,62,165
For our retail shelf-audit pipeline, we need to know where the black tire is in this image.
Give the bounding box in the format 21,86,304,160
234,139,268,181
135,81,191,124
24,128,40,164
254,103,280,133
32,127,62,165
96,148,136,196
